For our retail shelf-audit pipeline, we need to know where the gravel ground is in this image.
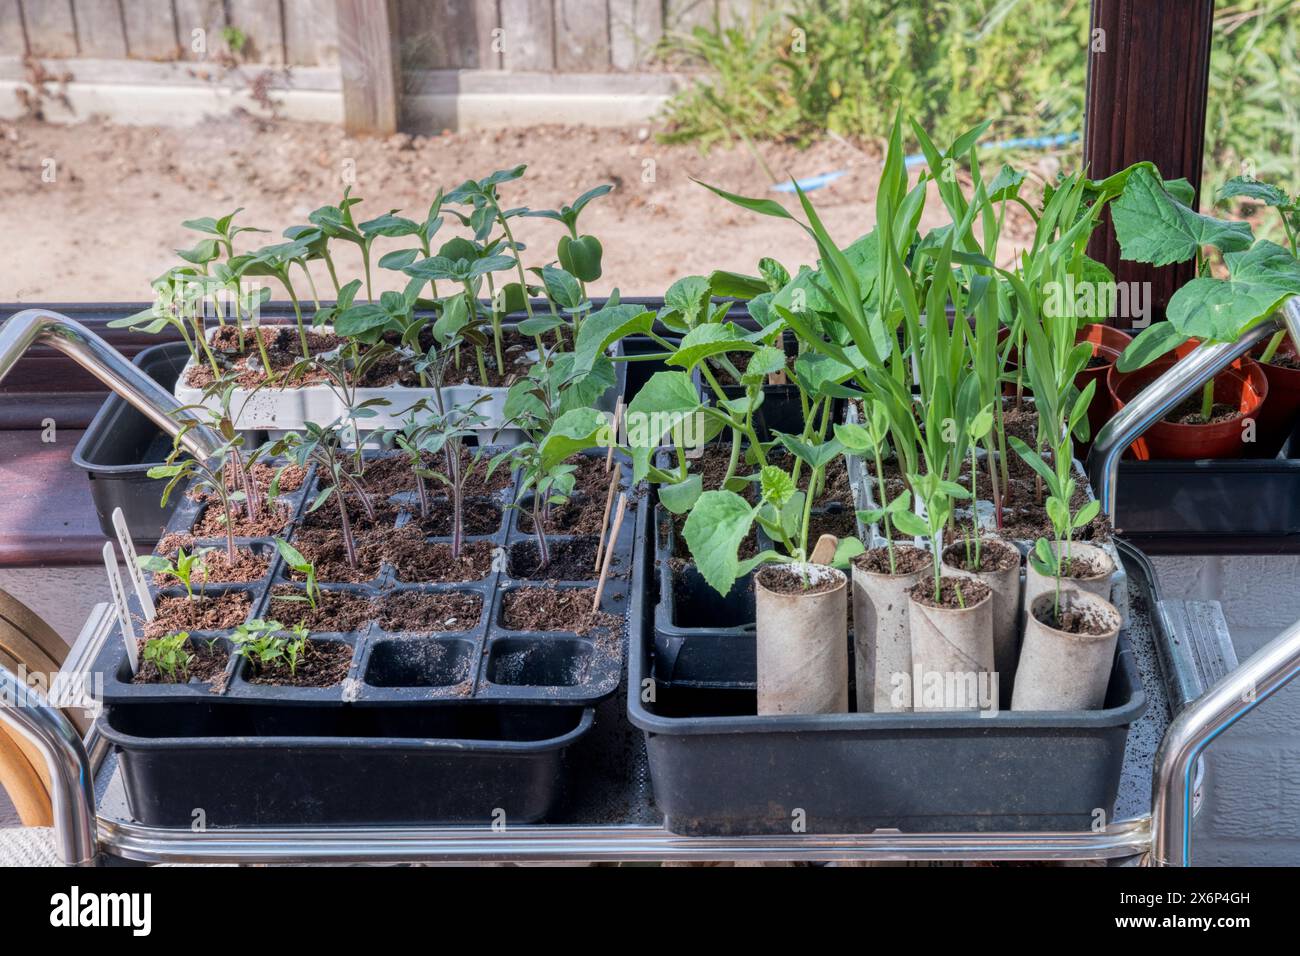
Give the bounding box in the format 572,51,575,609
0,114,1041,303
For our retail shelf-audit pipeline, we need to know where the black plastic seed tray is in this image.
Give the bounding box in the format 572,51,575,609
1097,421,1300,553
98,702,595,827
72,341,194,542
629,516,1152,836
95,448,639,715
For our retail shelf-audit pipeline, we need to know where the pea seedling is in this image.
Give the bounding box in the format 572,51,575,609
836,401,912,574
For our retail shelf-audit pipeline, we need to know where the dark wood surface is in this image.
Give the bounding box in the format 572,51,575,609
0,428,104,566
1084,0,1217,324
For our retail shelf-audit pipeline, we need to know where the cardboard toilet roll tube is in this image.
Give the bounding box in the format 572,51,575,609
851,549,928,712
1012,589,1122,711
908,579,995,712
940,540,1022,690
756,563,849,715
1023,541,1114,632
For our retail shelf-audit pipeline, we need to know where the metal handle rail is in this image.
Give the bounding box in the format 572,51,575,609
0,308,220,461
2,307,1300,865
1088,298,1300,520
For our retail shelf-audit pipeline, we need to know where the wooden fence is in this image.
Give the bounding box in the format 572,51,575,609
0,0,764,70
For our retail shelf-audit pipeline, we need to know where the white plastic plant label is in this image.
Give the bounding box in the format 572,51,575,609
112,507,155,621
103,541,139,674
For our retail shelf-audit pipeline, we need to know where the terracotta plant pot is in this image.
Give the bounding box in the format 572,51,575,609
1074,324,1131,449
1107,341,1269,460
1252,335,1300,457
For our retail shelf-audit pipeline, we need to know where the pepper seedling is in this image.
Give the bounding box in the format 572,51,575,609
233,619,311,678
142,631,195,683
138,547,210,600
273,539,321,611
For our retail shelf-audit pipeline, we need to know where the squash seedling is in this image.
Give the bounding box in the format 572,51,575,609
273,539,321,611
142,631,195,683
139,547,210,600
525,183,612,306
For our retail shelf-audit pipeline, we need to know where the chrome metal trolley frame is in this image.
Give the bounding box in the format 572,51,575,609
3,307,1300,866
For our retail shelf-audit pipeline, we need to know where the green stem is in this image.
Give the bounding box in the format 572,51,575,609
1261,329,1287,365
1200,379,1215,423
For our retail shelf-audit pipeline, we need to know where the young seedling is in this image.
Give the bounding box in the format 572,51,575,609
395,398,490,559
1009,436,1102,622
274,419,378,571
960,404,996,571
233,619,311,678
274,539,321,611
142,631,195,683
891,472,972,604
835,400,912,574
138,547,210,600
149,418,243,561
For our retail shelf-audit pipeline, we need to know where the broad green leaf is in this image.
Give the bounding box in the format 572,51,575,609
1217,177,1291,209
832,536,866,569
625,371,704,480
682,490,757,596
708,269,769,300
667,322,757,371
760,466,795,508
558,234,603,282
1112,167,1254,265
538,408,609,471
891,509,929,538
571,303,653,376
1115,321,1187,372
1166,240,1300,343
659,474,702,515
540,265,583,310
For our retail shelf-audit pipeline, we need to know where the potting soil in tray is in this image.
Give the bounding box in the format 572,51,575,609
94,450,640,711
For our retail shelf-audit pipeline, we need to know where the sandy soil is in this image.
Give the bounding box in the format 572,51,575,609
0,113,1039,303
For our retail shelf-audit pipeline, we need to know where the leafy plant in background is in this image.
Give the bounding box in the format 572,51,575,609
657,0,1086,152
138,547,210,600
142,631,195,683
1111,167,1300,419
